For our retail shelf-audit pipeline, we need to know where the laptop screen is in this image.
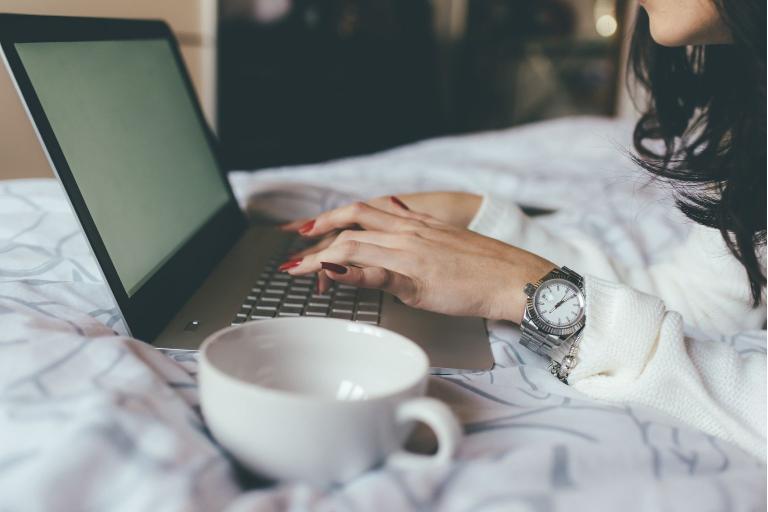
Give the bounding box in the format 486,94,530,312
15,39,230,296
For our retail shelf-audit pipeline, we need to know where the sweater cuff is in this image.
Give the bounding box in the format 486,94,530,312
467,194,527,243
568,275,666,387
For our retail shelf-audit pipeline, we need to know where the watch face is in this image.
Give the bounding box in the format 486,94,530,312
532,278,584,329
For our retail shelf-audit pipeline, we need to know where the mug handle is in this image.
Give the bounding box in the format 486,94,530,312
386,397,462,470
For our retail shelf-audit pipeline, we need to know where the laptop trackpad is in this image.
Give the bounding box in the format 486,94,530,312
379,294,493,374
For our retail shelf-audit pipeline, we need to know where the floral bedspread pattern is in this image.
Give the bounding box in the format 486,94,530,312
0,117,764,512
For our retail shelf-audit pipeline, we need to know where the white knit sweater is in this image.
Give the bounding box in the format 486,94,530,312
469,195,767,460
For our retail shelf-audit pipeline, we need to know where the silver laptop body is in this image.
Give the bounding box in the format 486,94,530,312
1,14,493,374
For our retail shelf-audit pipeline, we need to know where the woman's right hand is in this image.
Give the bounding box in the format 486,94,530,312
279,192,482,293
281,191,482,250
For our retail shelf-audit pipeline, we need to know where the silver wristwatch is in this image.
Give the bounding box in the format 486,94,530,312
519,266,586,382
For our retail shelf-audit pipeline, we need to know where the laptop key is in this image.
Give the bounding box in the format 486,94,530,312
251,311,275,320
277,310,301,317
306,305,329,315
330,311,353,320
255,304,278,312
259,296,281,303
355,312,379,323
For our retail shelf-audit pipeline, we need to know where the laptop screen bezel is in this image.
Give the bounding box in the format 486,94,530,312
0,14,247,342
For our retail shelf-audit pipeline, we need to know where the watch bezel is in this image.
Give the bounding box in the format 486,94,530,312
525,273,585,337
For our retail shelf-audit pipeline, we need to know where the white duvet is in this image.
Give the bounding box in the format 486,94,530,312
0,117,764,512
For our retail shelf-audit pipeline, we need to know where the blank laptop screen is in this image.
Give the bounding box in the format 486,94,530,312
15,39,230,296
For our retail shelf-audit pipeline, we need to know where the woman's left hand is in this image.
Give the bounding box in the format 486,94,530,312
283,201,555,324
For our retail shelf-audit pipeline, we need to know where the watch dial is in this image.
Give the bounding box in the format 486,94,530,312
533,279,584,328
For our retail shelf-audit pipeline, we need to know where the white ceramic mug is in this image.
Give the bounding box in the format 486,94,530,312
198,317,462,484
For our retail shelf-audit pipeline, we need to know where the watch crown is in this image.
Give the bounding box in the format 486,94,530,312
524,283,536,297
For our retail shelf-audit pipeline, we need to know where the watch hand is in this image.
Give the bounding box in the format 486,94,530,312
552,292,576,311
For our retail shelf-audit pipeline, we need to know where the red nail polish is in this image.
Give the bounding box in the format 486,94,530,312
390,196,410,211
278,259,302,271
298,220,315,235
321,262,347,274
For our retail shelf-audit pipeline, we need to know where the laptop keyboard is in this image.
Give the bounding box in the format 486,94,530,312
231,240,382,326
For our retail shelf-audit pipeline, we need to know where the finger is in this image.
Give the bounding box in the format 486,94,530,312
373,196,440,225
321,263,417,299
326,229,413,251
279,217,313,232
300,202,424,237
316,270,332,295
288,239,412,276
289,234,336,259
389,195,410,211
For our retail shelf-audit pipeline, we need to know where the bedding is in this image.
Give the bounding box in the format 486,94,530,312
0,117,765,512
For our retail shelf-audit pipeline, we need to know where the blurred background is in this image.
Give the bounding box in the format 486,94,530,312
0,0,635,179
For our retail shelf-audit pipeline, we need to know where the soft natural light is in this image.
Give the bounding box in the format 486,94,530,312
595,14,618,37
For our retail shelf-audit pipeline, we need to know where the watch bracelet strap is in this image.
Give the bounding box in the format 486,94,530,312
519,322,566,358
548,328,584,384
520,323,580,359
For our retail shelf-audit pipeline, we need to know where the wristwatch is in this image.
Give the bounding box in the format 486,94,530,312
519,266,586,381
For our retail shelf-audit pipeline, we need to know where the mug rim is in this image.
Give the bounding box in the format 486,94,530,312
199,317,431,405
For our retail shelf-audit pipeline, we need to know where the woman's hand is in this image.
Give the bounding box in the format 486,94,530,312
282,201,555,324
281,192,482,234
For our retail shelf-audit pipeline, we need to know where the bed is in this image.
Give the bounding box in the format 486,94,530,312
1,117,764,511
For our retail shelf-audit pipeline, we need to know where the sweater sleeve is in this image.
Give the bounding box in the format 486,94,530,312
468,195,766,335
568,275,767,460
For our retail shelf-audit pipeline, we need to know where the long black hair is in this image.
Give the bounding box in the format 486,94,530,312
629,1,766,305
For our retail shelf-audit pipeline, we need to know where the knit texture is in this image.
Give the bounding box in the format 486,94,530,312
469,194,767,460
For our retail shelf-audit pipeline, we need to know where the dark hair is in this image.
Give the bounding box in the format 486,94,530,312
628,1,766,305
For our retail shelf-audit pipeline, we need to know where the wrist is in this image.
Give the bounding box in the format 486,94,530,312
401,192,481,227
491,259,557,324
517,265,587,375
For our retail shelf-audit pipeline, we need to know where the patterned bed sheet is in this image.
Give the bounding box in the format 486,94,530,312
0,117,764,512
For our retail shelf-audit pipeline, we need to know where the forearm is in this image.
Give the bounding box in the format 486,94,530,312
468,195,765,335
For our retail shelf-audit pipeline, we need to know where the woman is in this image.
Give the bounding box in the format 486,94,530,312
281,0,766,459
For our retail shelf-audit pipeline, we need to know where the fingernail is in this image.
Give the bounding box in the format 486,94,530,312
390,196,410,211
298,220,315,235
278,259,302,271
321,262,347,274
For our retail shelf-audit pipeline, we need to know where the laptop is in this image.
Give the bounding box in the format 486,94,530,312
0,14,493,374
